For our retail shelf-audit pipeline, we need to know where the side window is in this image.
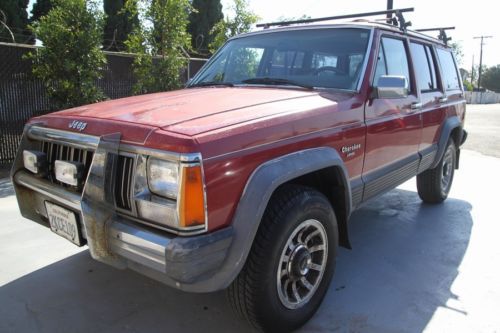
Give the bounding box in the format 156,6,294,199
410,42,437,92
373,47,387,86
312,52,338,69
373,37,411,90
349,54,364,77
268,50,305,76
437,48,461,90
425,46,438,89
291,52,305,70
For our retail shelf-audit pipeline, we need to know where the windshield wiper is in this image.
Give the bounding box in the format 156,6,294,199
188,81,234,88
241,77,314,90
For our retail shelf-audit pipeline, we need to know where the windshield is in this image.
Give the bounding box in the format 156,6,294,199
189,28,371,91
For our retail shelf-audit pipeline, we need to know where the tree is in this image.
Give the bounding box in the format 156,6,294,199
125,0,192,94
459,68,473,91
27,0,107,108
450,42,464,66
30,0,53,23
0,0,32,44
482,65,500,93
463,80,473,92
103,0,139,51
188,0,223,54
209,0,258,53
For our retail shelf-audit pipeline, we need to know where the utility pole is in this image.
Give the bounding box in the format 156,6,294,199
470,54,475,88
387,0,394,21
473,35,493,89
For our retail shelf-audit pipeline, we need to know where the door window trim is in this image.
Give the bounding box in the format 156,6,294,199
434,46,463,92
409,41,441,94
370,32,416,96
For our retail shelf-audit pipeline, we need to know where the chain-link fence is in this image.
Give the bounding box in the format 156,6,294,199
0,42,207,168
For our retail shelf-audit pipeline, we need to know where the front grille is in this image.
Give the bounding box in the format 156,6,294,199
35,135,135,212
115,155,134,211
41,141,94,191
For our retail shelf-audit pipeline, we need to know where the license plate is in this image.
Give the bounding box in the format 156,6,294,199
45,202,82,246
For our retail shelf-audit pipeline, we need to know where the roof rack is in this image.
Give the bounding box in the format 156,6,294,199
256,8,414,32
416,27,455,45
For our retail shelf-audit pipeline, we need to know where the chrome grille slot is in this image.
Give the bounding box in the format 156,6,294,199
115,155,134,211
41,141,94,191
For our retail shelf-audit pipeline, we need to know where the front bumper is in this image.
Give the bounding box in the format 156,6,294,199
11,126,233,292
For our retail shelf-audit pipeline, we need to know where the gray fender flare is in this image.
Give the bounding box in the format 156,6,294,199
431,116,463,169
203,147,351,291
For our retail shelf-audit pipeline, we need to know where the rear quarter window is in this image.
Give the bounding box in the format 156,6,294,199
437,49,461,91
410,42,438,92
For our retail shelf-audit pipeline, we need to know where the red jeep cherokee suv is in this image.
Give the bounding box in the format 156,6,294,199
12,14,466,332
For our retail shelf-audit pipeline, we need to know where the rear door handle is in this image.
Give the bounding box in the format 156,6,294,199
438,96,448,103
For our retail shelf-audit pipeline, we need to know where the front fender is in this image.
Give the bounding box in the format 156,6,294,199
182,147,351,292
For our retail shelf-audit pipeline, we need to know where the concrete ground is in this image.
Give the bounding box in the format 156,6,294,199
1,104,499,333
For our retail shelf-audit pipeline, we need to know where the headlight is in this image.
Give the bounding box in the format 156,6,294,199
23,150,47,175
137,154,207,233
147,158,179,199
54,160,83,186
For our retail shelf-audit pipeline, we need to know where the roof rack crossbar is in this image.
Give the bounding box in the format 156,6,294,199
256,7,414,31
416,27,455,45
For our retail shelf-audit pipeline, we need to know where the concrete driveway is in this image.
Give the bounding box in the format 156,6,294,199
1,105,499,332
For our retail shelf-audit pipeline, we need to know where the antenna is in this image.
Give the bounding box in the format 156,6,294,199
416,27,455,45
256,8,414,32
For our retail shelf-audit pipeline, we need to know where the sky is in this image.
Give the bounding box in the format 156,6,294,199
26,0,499,69
222,0,499,69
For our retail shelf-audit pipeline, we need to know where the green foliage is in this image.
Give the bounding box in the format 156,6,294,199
482,65,500,93
209,0,259,53
103,0,139,51
188,0,223,54
228,47,261,81
450,42,463,66
125,0,192,94
0,0,32,43
463,80,473,92
28,0,107,109
30,0,53,23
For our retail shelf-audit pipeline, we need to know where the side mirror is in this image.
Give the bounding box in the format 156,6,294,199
373,75,408,99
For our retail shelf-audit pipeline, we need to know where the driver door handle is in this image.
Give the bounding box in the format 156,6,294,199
438,96,448,103
411,102,422,110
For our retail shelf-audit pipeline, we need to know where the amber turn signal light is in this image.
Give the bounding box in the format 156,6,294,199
178,165,206,228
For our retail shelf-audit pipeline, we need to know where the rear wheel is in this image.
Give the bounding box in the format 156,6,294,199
417,139,456,203
227,185,338,332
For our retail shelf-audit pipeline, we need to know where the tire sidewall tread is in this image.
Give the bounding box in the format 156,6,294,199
227,185,338,333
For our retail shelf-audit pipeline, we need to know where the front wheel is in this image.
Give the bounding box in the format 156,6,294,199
417,139,456,203
227,185,338,332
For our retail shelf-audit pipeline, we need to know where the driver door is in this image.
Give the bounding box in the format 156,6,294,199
362,35,422,201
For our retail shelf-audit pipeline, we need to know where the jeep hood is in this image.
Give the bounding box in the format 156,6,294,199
51,87,341,136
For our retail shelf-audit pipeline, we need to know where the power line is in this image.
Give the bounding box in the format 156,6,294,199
473,35,493,89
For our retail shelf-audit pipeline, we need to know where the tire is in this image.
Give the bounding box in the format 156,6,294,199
227,185,338,333
417,139,456,203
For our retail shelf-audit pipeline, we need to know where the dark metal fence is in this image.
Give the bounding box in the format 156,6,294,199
0,42,207,168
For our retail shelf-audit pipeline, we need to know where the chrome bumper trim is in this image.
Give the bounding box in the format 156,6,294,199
13,170,232,284
14,171,81,211
108,218,172,273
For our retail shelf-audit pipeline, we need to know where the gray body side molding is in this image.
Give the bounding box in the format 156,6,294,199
430,116,463,169
178,147,351,292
